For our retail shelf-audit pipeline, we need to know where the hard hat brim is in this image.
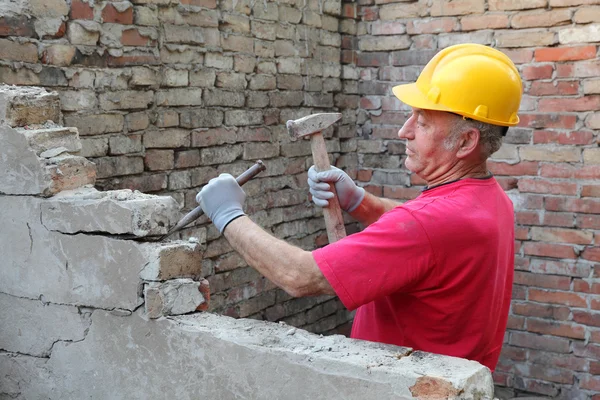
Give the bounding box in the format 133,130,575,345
392,83,452,114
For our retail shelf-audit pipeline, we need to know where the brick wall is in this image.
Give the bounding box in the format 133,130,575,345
0,0,357,334
352,0,600,398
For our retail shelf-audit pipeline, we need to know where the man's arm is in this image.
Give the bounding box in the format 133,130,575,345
224,216,335,297
349,191,400,226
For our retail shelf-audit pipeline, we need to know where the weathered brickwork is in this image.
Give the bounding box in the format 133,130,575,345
354,1,600,398
0,0,355,336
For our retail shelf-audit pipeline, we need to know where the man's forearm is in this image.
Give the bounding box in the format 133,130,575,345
349,191,400,226
223,216,335,297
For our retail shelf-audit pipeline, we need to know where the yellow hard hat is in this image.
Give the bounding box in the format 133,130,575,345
392,43,522,126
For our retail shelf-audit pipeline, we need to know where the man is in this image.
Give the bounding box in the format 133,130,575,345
196,43,522,371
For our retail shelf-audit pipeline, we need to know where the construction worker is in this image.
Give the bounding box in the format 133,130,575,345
196,43,522,371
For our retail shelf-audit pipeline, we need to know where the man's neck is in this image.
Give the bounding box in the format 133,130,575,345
424,161,490,188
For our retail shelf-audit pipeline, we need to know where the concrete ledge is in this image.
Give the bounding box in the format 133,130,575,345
1,310,493,399
17,126,81,157
42,187,180,237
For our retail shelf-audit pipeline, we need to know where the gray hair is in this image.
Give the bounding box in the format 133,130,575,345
444,115,508,158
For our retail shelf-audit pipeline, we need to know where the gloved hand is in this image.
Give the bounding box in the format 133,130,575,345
196,174,246,233
307,166,365,212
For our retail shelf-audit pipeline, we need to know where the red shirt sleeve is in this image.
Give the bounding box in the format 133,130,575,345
312,207,438,311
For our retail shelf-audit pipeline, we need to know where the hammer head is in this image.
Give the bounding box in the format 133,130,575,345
286,113,342,141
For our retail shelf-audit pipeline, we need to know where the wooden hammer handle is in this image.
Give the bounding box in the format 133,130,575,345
310,132,347,243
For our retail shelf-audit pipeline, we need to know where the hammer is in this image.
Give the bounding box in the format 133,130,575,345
287,113,346,243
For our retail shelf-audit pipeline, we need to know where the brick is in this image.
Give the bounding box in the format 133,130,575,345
100,90,153,111
522,64,553,80
546,197,600,214
513,302,570,320
495,29,556,48
0,15,35,37
573,310,600,327
224,110,263,126
200,144,243,165
577,214,600,229
191,127,236,147
64,114,124,136
41,45,76,67
502,48,534,64
234,55,256,73
582,184,600,197
430,0,484,16
189,69,216,87
531,227,593,244
584,148,600,164
102,3,133,24
535,45,597,62
251,20,276,40
575,166,600,179
514,271,571,290
109,134,142,155
460,14,509,31
121,28,156,46
523,242,577,259
173,150,200,169
243,142,279,160
438,31,494,48
511,9,571,29
518,178,578,195
530,288,587,307
527,319,587,340
164,25,206,45
584,78,600,94
574,6,600,23
79,137,109,157
539,96,600,112
94,156,143,179
543,212,575,227
0,39,38,63
221,35,254,53
202,89,244,108
180,109,223,128
134,6,159,26
519,146,580,162
145,279,206,318
144,149,174,171
59,90,98,111
583,247,600,262
216,72,247,90
509,331,570,353
533,130,592,145
559,24,600,45
489,0,547,10
518,113,577,129
529,81,579,96
144,128,190,148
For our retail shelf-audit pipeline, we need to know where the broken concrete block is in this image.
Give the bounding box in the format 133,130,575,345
41,187,180,237
0,85,61,127
0,124,95,196
17,125,82,156
0,293,89,357
139,241,203,281
144,279,207,319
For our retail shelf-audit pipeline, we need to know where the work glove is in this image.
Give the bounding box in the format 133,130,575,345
196,174,246,233
307,166,365,212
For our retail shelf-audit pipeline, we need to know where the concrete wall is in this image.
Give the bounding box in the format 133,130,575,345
352,1,600,398
0,85,494,400
0,0,359,333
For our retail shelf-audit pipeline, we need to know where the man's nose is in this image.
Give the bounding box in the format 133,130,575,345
398,122,412,140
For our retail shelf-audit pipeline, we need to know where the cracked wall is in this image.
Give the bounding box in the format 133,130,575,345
0,84,494,398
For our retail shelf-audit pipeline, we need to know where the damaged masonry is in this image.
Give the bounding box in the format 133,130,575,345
0,85,493,398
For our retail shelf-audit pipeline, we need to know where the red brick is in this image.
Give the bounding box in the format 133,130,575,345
592,331,600,343
364,184,382,196
583,247,600,262
538,96,600,112
577,214,600,229
581,375,600,391
356,52,388,67
507,315,525,330
341,35,357,50
371,112,409,125
342,3,358,19
0,15,36,37
529,289,587,307
107,53,160,66
575,165,600,179
582,184,600,197
555,63,574,78
121,29,155,46
360,6,379,21
461,13,509,31
545,197,600,214
341,49,357,64
523,242,577,259
592,361,600,375
513,284,527,299
527,318,586,339
180,0,217,7
496,176,518,191
514,271,571,290
525,363,575,385
529,350,588,372
101,3,133,24
529,81,579,96
531,226,593,244
573,310,600,327
499,345,528,361
517,178,578,195
510,331,571,353
518,113,577,129
529,259,590,278
522,64,553,80
357,169,373,182
174,150,200,169
533,129,593,145
70,0,94,20
543,212,575,227
511,9,571,29
516,210,541,225
144,149,174,171
513,302,570,320
535,45,597,62
488,161,539,176
383,186,421,200
540,163,576,179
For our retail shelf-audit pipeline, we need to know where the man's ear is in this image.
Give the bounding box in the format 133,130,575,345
455,128,481,159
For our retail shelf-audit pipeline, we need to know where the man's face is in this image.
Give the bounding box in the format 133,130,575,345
397,108,459,181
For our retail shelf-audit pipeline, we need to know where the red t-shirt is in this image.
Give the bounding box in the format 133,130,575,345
312,177,514,371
